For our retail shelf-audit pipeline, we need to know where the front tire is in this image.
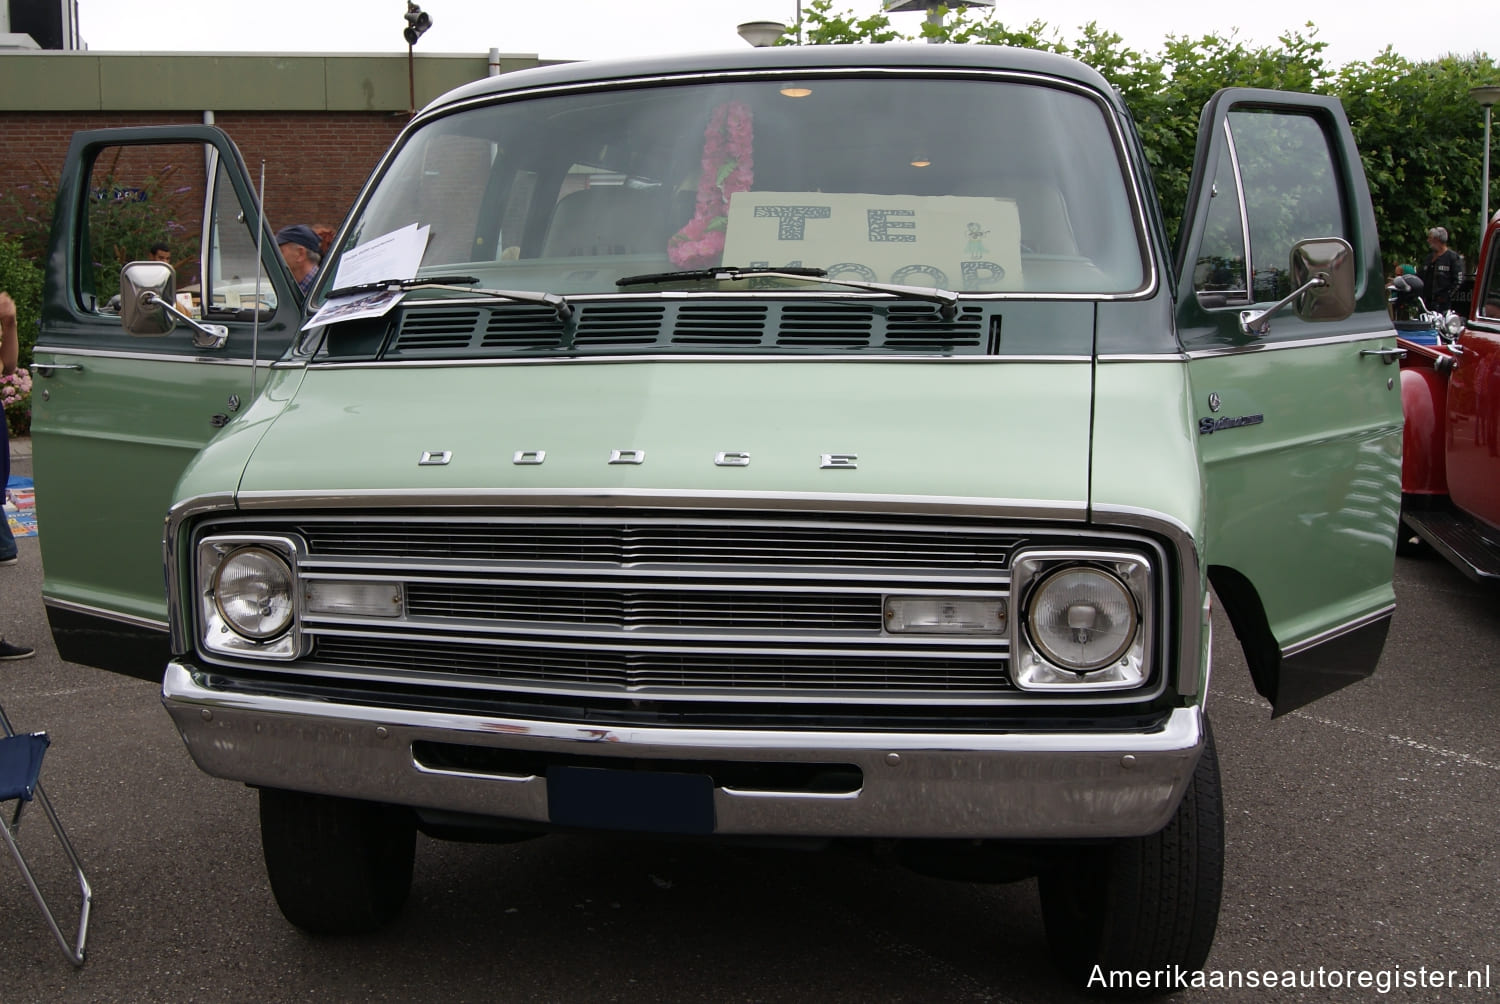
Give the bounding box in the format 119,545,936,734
259,787,417,935
1038,718,1223,994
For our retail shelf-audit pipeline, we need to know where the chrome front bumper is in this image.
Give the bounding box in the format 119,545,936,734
162,661,1203,840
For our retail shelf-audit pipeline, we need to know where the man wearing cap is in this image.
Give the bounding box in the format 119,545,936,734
1420,226,1462,311
275,224,323,296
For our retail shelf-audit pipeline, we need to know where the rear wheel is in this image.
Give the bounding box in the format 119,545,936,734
1038,718,1223,994
259,787,416,935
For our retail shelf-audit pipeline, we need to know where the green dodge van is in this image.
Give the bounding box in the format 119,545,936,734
31,43,1402,988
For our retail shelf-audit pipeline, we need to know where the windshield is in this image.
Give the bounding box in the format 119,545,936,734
331,75,1147,301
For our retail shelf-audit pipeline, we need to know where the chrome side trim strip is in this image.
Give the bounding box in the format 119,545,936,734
309,354,1095,369
42,597,169,634
1281,603,1397,659
1184,328,1396,359
1097,353,1191,364
31,347,273,368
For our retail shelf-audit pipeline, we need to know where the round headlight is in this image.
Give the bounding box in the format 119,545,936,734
213,546,295,640
1026,565,1138,672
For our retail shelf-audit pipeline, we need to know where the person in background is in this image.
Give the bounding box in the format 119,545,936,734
148,242,171,263
311,223,336,256
1420,227,1463,311
275,225,323,296
0,292,35,660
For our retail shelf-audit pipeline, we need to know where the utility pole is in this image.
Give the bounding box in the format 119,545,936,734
883,0,995,42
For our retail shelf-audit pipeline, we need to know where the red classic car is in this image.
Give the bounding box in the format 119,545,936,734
1399,213,1500,578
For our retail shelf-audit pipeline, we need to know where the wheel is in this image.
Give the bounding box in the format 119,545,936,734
1038,718,1223,994
258,787,417,935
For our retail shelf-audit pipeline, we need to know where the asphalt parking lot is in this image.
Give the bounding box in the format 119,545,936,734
1,440,1496,1002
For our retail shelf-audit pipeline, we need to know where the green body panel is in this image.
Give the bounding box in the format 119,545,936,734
236,361,1094,505
31,353,263,624
1089,360,1205,539
1188,343,1402,646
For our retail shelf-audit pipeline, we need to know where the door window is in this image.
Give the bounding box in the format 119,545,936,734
79,142,206,316
1191,109,1348,307
202,153,277,319
1478,235,1500,320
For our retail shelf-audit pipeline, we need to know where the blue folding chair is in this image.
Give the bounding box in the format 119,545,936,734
0,702,92,965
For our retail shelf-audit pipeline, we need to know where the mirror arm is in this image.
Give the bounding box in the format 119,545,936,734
1238,274,1328,337
142,292,230,350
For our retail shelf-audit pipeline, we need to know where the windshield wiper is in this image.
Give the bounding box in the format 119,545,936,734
325,275,479,298
616,265,829,286
324,275,571,322
615,266,960,319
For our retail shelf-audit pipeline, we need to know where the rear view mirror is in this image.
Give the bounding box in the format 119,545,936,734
119,261,177,336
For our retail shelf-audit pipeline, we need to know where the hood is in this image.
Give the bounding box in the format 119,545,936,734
237,359,1093,513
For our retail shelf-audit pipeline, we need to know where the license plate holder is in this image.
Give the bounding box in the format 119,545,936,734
546,765,716,835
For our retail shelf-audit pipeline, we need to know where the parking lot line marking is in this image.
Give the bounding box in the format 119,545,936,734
1222,693,1500,771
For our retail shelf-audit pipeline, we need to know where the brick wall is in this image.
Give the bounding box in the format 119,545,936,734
0,109,408,242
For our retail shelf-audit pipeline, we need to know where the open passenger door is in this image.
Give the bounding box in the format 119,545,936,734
31,126,303,680
1175,89,1402,715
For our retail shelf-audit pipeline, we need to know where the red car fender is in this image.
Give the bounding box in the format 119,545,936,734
1399,346,1449,495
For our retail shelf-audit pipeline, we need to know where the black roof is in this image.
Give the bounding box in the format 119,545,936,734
424,43,1118,115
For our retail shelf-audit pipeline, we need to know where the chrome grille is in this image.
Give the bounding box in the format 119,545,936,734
312,636,1011,698
220,512,1024,705
300,517,1015,568
404,582,882,631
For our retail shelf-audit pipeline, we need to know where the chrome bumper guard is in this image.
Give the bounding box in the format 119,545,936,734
162,662,1203,840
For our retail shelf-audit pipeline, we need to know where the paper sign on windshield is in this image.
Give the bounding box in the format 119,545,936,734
721,193,1023,291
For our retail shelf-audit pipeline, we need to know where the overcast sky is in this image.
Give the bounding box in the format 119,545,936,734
72,0,1496,68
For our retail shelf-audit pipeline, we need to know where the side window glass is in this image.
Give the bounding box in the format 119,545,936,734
79,143,204,316
203,154,277,319
1227,109,1347,304
1480,238,1500,319
1192,126,1249,304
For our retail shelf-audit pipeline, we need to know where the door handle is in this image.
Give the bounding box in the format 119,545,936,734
1360,347,1406,365
31,362,84,376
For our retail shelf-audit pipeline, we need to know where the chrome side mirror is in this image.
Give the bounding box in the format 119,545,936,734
119,260,230,349
1239,237,1356,336
119,261,176,336
1291,237,1356,322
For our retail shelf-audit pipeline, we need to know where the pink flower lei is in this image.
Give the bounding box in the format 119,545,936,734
668,102,754,267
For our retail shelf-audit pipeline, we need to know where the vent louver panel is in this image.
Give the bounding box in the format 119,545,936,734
671,305,769,345
389,308,484,354
481,306,565,349
885,304,985,349
777,304,877,348
574,306,666,346
382,302,993,357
